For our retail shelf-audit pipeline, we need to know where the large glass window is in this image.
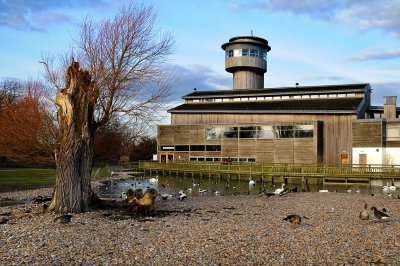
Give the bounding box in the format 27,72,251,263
190,145,205,151
175,145,189,151
223,127,238,139
206,145,222,151
273,125,294,138
257,126,274,139
294,125,314,138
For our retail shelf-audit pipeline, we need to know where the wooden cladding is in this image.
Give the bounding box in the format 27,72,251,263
158,123,318,164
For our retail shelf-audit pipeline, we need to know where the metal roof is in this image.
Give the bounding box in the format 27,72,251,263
169,97,364,114
183,83,370,99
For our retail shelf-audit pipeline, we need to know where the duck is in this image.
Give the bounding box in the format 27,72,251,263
178,191,187,201
370,206,390,222
199,189,208,193
283,214,308,226
359,202,369,221
249,179,256,185
319,189,329,193
274,184,286,195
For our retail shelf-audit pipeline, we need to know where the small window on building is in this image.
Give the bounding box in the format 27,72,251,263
234,49,242,57
250,49,258,57
206,158,213,161
387,127,400,141
242,49,249,56
248,158,256,162
161,146,175,151
197,157,205,161
214,158,221,162
190,157,197,161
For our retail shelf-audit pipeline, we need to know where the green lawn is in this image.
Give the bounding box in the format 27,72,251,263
0,167,112,192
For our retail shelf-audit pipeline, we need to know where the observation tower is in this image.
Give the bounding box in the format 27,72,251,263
221,36,271,90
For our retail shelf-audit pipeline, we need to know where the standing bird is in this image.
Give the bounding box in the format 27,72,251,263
370,206,390,223
359,202,369,221
283,214,308,226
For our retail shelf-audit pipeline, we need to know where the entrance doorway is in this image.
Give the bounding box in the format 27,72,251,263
341,153,349,164
160,153,174,163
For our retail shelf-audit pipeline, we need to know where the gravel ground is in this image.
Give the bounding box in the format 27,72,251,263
1,188,400,265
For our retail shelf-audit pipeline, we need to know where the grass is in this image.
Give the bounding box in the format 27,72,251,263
0,168,56,192
0,167,112,192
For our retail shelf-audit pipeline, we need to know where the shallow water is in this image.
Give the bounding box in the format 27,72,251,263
93,174,400,200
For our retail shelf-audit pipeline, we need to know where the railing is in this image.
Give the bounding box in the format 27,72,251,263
138,161,400,179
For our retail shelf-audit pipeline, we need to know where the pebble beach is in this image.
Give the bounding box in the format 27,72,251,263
1,187,400,265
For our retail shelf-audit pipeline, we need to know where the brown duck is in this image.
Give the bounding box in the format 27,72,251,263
283,214,308,226
359,202,370,221
370,206,390,222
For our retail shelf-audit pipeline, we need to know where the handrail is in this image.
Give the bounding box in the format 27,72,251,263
138,161,400,179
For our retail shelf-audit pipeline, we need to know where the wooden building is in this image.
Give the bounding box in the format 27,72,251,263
157,36,400,166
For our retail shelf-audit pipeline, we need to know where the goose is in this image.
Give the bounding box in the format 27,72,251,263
370,206,390,222
319,190,329,193
249,179,256,185
186,188,192,192
283,214,308,226
149,176,158,183
274,184,286,195
359,202,369,221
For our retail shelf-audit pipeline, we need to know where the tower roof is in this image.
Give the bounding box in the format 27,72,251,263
221,36,271,51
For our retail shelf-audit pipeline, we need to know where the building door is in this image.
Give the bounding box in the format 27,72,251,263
341,153,349,164
167,154,174,162
359,154,367,165
160,154,166,163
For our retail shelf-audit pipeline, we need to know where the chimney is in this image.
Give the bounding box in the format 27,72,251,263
384,96,397,119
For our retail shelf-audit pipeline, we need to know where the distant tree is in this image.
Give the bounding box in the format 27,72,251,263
0,81,56,166
42,2,174,213
129,136,157,161
0,79,21,106
93,121,125,165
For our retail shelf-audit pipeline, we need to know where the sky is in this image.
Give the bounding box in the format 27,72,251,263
1,0,400,108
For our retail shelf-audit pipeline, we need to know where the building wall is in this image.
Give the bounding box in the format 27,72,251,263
170,113,356,165
158,122,320,164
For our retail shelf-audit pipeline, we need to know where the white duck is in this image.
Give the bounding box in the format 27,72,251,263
249,179,256,185
274,184,286,195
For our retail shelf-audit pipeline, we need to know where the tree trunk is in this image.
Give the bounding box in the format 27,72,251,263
48,62,96,213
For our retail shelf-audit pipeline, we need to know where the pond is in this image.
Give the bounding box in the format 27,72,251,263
93,174,399,200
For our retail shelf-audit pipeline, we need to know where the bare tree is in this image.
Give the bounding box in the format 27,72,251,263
42,2,174,213
0,80,21,105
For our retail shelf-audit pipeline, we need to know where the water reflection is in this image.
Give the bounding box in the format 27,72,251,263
94,174,400,199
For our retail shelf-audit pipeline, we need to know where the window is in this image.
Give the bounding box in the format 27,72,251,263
206,145,221,151
223,127,238,139
273,125,294,138
226,50,233,58
294,125,314,138
190,145,205,151
160,146,174,151
242,49,249,56
234,49,241,57
250,49,258,57
175,145,189,151
388,127,400,141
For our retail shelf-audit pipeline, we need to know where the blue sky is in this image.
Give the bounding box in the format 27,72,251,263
1,0,400,106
